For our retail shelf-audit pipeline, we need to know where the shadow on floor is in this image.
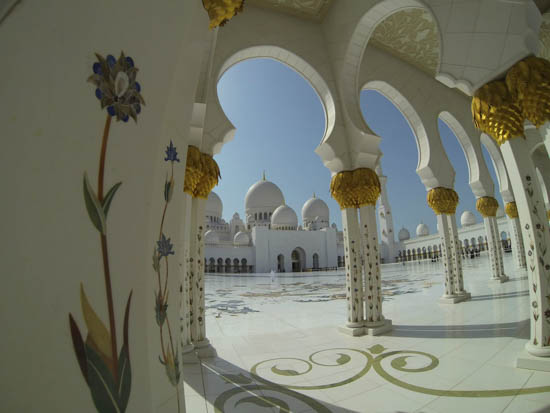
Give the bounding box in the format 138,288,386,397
388,319,530,339
470,290,529,301
182,352,358,413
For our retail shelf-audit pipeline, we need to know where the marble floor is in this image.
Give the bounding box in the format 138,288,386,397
182,253,550,413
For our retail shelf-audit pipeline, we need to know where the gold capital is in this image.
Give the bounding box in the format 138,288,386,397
506,56,550,128
427,187,459,215
202,0,244,29
505,202,519,219
183,146,221,198
476,196,499,218
330,168,381,209
471,80,524,145
183,145,202,196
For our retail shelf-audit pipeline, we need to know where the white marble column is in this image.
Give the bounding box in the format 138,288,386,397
437,214,464,303
540,122,550,156
491,216,507,279
359,205,392,335
500,138,550,368
189,197,216,358
505,202,527,269
447,214,470,298
339,207,365,336
484,216,508,283
512,219,527,269
180,192,198,363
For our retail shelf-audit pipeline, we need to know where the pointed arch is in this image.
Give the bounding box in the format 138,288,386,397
341,0,441,133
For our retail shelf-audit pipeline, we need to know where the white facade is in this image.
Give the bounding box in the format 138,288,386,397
397,211,512,262
204,177,349,272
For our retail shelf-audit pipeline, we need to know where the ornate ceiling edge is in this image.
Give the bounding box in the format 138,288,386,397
246,0,332,22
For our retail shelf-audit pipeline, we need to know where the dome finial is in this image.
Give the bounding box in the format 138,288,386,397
262,170,266,181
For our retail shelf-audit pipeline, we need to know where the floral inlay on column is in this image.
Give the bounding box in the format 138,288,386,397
152,141,182,411
68,52,145,413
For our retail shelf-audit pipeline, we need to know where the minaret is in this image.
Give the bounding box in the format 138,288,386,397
376,165,397,263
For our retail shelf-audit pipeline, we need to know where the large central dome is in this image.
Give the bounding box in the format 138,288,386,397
245,178,285,211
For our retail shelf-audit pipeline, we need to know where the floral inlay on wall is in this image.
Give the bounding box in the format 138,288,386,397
152,140,182,412
69,51,144,413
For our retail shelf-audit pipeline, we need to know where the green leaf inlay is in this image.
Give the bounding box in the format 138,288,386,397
367,344,386,354
336,353,351,365
271,366,300,376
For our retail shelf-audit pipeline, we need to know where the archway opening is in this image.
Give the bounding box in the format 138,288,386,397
291,247,306,273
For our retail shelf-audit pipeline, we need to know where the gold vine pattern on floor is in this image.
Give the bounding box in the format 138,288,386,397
213,345,550,413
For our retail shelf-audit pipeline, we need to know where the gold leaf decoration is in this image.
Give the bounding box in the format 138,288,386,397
476,196,499,218
183,145,203,196
330,168,381,209
202,0,244,29
80,284,112,361
471,80,524,145
427,187,459,215
505,201,519,219
506,56,550,128
194,152,220,199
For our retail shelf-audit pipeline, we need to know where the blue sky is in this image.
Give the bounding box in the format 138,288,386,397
215,58,502,235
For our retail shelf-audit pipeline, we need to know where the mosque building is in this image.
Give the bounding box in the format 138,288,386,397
203,173,346,273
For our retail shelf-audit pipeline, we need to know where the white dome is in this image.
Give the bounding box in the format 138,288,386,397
398,227,410,241
245,179,284,210
206,191,222,218
233,231,249,246
271,204,298,229
302,195,329,222
204,230,219,244
416,223,429,237
461,211,477,227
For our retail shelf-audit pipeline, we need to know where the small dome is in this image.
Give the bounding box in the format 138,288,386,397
245,178,284,211
233,231,249,246
398,227,410,241
416,223,429,237
302,195,329,222
271,204,298,229
204,230,219,244
461,211,477,227
206,191,222,218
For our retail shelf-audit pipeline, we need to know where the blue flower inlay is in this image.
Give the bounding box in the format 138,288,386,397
106,55,116,67
134,82,141,92
107,106,116,116
164,141,180,163
157,234,175,257
93,62,102,75
126,56,134,67
95,88,102,100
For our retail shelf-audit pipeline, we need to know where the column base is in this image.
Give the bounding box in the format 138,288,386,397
439,293,470,304
516,346,550,372
365,319,392,336
339,319,393,336
339,325,366,337
181,344,200,364
194,339,217,358
489,275,509,284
